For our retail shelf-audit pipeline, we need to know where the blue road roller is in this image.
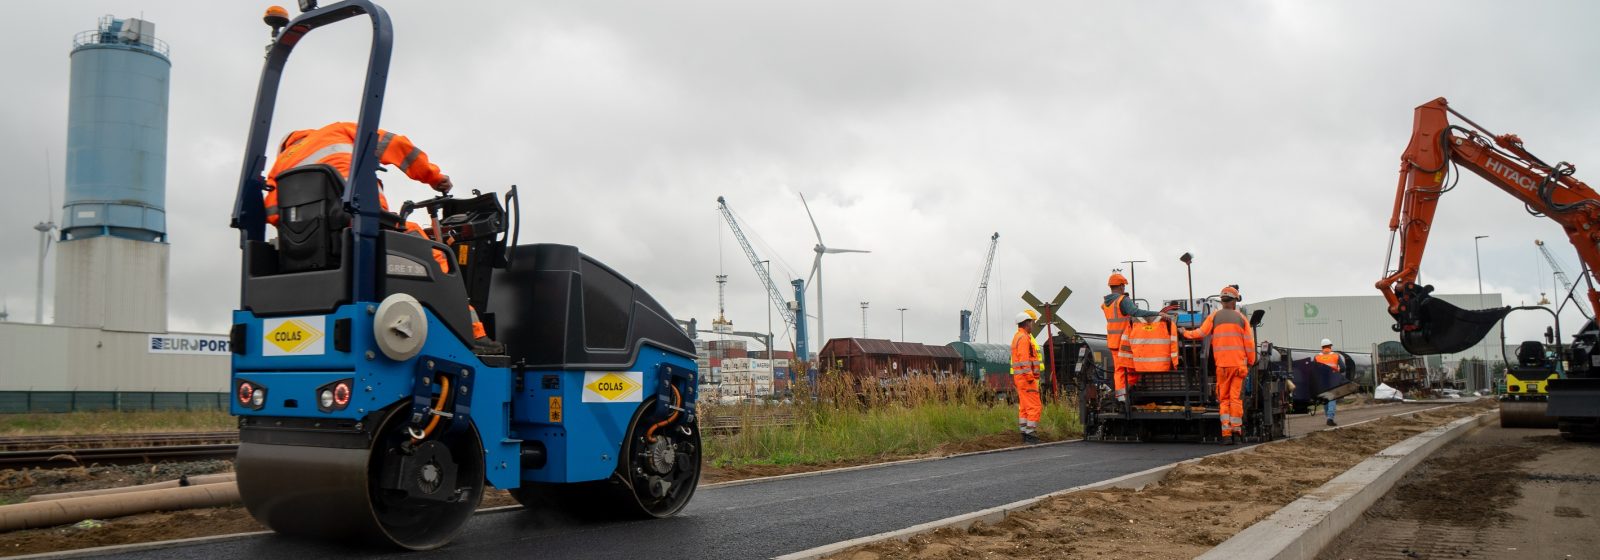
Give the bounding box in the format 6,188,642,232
228,1,700,549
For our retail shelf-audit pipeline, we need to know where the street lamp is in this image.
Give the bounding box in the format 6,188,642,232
897,307,907,342
1179,252,1194,311
1474,235,1489,390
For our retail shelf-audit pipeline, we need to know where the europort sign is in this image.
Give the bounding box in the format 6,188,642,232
148,334,231,355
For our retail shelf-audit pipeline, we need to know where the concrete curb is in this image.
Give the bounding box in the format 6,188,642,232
1196,409,1497,560
772,402,1470,560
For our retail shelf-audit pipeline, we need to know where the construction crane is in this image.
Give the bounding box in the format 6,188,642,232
960,232,1000,343
716,196,810,361
1536,239,1593,318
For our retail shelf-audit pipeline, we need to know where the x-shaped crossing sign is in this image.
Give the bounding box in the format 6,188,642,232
1022,286,1075,338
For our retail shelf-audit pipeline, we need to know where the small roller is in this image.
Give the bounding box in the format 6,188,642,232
1500,398,1558,429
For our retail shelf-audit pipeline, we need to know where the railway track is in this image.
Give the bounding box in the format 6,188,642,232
0,444,241,470
0,431,239,452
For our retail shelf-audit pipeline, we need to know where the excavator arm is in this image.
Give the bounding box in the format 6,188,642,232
1378,97,1600,354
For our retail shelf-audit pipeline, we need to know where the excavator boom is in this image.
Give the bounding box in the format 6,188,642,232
1377,97,1600,355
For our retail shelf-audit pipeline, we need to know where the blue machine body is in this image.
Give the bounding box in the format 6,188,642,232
231,304,697,490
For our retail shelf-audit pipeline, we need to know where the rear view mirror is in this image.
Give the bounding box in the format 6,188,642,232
1249,309,1265,328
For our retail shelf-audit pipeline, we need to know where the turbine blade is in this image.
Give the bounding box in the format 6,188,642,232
824,248,870,254
800,192,824,244
805,252,822,288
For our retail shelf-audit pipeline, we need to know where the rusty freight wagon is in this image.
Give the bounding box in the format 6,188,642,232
817,338,963,386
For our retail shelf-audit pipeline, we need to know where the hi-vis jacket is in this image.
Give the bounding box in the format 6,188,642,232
1314,350,1341,372
1182,308,1257,367
1010,326,1042,376
264,122,447,225
1127,319,1179,372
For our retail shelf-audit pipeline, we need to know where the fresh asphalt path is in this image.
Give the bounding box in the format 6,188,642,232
112,402,1443,560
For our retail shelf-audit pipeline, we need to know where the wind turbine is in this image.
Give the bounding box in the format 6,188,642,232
800,193,869,352
34,151,57,324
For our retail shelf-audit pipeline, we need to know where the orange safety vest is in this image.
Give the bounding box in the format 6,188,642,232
1182,308,1257,367
1127,319,1179,373
1010,327,1041,376
263,122,447,225
1314,350,1340,372
1102,294,1130,350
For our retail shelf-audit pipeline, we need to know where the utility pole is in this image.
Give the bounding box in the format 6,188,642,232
861,302,869,338
1121,259,1147,305
1474,235,1489,391
897,307,907,342
762,261,772,358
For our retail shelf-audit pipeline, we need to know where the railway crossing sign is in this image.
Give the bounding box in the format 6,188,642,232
1022,286,1075,338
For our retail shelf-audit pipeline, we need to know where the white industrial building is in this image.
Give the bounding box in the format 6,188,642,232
1,16,229,413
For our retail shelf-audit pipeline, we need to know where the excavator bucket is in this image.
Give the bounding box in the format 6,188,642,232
1396,294,1512,355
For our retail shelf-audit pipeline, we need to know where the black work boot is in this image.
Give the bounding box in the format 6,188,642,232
1221,435,1235,446
1022,433,1041,445
1233,434,1244,446
1327,418,1337,427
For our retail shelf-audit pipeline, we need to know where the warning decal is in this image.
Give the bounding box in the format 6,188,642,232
549,396,563,423
582,371,643,403
262,317,325,357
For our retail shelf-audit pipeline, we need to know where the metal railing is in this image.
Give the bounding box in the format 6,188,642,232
73,29,170,58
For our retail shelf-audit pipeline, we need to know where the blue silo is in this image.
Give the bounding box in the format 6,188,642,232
61,15,170,242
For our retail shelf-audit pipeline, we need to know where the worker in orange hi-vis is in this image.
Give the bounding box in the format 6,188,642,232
264,122,453,225
1010,311,1044,445
1103,273,1166,402
264,123,496,350
1181,286,1257,446
1314,338,1341,426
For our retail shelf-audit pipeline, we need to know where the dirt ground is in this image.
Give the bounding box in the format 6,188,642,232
835,400,1494,560
1319,423,1600,560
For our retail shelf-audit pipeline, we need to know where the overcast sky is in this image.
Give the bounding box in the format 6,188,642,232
5,0,1600,352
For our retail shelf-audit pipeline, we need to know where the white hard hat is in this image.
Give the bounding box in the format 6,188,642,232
1016,311,1034,324
1320,338,1333,347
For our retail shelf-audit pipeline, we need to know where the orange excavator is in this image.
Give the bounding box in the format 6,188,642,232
1378,97,1599,439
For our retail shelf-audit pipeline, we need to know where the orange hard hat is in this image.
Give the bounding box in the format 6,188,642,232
1220,286,1241,300
1108,273,1128,287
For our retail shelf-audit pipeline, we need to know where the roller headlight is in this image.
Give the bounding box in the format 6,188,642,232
251,388,266,407
316,379,354,412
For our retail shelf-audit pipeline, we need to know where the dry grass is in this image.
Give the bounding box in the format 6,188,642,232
0,411,237,436
703,371,1081,469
